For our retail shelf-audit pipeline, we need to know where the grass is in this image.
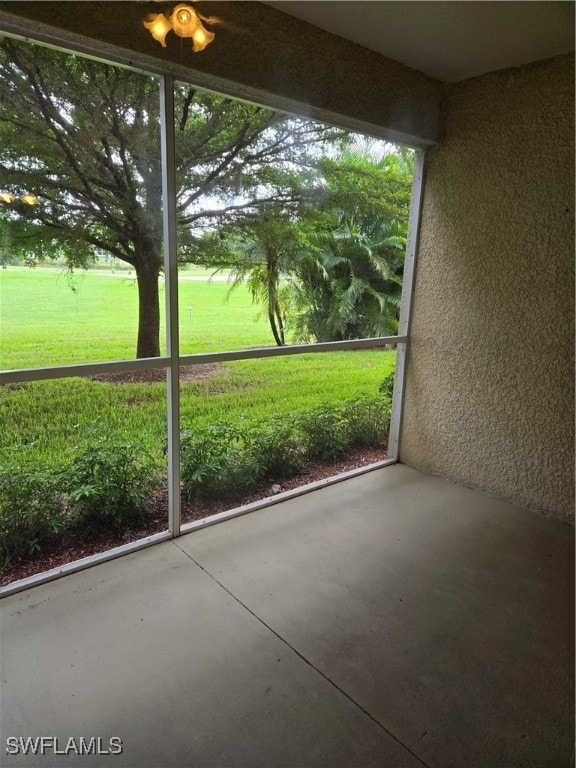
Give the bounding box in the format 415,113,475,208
0,266,395,467
0,266,272,368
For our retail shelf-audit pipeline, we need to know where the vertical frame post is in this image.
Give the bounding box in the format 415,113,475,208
160,74,181,537
388,148,426,461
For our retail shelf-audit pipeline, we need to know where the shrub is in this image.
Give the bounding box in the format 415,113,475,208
0,459,66,568
179,394,392,502
342,396,390,449
249,419,306,480
296,406,350,461
378,371,395,400
180,423,262,501
64,428,159,534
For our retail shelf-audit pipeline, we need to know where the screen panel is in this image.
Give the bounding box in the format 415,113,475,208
0,36,165,368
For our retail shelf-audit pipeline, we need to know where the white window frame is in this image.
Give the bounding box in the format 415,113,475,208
0,21,426,597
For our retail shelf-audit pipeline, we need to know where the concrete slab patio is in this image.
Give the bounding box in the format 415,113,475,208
1,465,573,768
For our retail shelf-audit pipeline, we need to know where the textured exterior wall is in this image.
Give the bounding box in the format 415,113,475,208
0,2,441,146
401,54,575,521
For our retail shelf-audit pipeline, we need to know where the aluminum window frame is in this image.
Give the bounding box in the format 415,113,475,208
0,21,425,597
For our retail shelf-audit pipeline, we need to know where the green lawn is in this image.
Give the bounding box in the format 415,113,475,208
0,266,271,368
0,267,395,466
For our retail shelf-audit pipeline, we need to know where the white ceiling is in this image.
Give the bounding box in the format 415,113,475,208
265,1,575,82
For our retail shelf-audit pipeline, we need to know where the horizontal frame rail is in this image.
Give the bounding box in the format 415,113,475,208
0,356,171,385
178,336,407,365
0,531,172,599
180,459,396,536
1,336,407,386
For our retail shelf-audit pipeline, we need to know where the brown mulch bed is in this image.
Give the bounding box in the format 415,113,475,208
89,363,223,384
0,446,387,588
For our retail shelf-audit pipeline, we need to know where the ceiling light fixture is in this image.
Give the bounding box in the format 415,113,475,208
144,4,217,52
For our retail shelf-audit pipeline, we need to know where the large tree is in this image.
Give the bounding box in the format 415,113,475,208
0,36,341,358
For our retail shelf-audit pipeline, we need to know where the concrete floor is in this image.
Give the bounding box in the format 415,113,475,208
0,465,573,768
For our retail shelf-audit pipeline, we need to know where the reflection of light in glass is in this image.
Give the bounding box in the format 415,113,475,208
0,191,39,204
144,4,217,53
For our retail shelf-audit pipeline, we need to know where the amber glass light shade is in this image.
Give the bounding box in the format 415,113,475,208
191,26,215,52
144,13,172,47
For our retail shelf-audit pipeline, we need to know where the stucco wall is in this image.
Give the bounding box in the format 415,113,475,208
401,53,575,521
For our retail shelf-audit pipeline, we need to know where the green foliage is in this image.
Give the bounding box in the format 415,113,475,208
180,144,414,350
291,217,407,342
180,423,261,501
290,148,413,343
179,395,391,502
249,419,307,479
342,396,391,448
0,456,66,568
63,427,160,534
295,406,350,461
378,371,395,400
0,430,161,568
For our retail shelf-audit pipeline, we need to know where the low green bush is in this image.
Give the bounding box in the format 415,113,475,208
64,428,160,534
296,406,350,461
180,395,392,502
378,371,395,400
0,430,161,569
342,395,390,449
180,423,261,501
0,457,66,568
249,419,306,480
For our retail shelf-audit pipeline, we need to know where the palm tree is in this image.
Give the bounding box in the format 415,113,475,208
291,213,407,341
192,144,413,346
209,204,324,346
226,224,290,347
290,146,413,342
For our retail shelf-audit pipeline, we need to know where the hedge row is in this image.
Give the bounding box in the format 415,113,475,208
181,395,390,501
0,394,391,569
0,429,159,569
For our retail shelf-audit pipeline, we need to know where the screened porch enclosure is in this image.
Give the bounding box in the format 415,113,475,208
0,4,573,767
0,32,421,593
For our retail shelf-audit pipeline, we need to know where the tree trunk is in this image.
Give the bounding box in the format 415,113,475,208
268,306,285,346
274,299,285,345
135,264,161,358
266,252,284,346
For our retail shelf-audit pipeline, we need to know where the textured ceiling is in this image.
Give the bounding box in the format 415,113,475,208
265,1,575,82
